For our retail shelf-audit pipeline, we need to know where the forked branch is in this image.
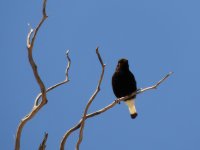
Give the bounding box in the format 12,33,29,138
60,71,173,150
15,1,48,149
35,50,71,106
15,1,71,150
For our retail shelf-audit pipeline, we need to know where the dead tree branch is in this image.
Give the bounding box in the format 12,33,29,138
15,1,48,149
35,50,71,106
15,50,70,150
38,132,48,150
60,71,173,150
75,47,105,150
15,0,71,150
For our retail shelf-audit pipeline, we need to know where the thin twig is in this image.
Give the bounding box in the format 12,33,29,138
35,50,71,106
38,132,48,150
30,0,48,50
75,47,105,150
65,50,71,81
60,71,173,150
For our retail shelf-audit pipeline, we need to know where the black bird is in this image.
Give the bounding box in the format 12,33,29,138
112,59,137,119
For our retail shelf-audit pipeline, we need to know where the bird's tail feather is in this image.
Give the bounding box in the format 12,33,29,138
125,99,137,119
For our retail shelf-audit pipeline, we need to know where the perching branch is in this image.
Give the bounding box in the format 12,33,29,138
75,47,106,150
15,1,71,150
60,71,173,150
38,132,48,150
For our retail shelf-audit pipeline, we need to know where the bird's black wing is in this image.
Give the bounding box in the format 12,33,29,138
126,71,137,98
112,71,137,98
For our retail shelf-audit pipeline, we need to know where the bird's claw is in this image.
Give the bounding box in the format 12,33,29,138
115,100,121,104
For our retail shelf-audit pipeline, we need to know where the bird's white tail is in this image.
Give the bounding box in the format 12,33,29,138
125,99,137,119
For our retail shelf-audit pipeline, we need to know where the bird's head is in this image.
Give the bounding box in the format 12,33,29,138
116,58,129,71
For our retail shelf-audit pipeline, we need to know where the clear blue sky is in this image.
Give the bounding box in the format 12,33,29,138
1,0,200,149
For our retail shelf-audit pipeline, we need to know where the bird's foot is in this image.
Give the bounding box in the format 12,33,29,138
115,100,121,104
137,88,142,92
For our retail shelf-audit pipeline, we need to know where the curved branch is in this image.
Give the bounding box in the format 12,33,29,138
35,50,71,106
30,0,48,50
75,47,105,150
60,71,173,150
15,1,48,150
15,49,71,150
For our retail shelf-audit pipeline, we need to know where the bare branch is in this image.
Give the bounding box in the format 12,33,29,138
30,0,48,49
140,71,173,90
15,97,47,150
42,0,47,17
38,132,48,150
35,50,71,106
75,47,105,150
15,1,49,150
60,71,173,150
